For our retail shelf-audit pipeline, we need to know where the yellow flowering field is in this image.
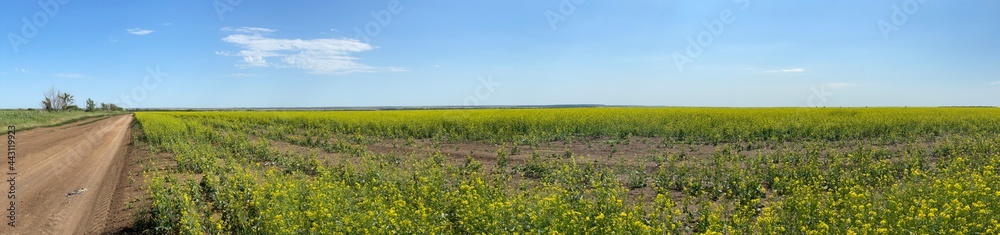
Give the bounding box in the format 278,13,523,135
133,107,1000,234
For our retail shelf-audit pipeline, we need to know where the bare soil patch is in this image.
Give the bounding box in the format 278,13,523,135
0,115,134,235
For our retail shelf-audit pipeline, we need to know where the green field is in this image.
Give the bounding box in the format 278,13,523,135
133,108,1000,234
0,110,123,130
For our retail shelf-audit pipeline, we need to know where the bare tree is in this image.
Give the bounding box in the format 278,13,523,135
43,87,62,111
40,87,79,111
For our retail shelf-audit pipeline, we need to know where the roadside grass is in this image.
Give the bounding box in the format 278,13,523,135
0,110,125,130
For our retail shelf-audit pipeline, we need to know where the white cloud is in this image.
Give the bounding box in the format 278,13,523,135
13,67,29,73
990,81,1000,86
218,27,382,74
763,68,805,73
127,28,153,35
53,73,86,78
825,83,856,89
222,27,276,34
162,23,173,26
387,67,409,72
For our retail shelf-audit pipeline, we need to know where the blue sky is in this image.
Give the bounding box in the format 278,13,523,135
1,0,998,108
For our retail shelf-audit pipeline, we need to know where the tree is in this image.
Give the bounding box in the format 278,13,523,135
98,102,122,111
41,97,53,111
40,87,79,112
58,92,74,110
42,87,61,111
85,98,96,112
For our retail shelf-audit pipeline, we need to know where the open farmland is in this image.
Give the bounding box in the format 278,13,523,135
7,1,999,234
130,107,1000,234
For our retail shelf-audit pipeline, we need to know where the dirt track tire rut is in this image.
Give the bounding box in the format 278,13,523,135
1,115,133,235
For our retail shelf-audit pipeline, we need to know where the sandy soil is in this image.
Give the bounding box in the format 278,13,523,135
1,115,133,235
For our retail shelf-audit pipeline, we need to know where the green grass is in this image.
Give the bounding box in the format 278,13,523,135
0,110,124,130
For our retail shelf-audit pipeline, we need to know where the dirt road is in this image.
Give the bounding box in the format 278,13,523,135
2,115,133,235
